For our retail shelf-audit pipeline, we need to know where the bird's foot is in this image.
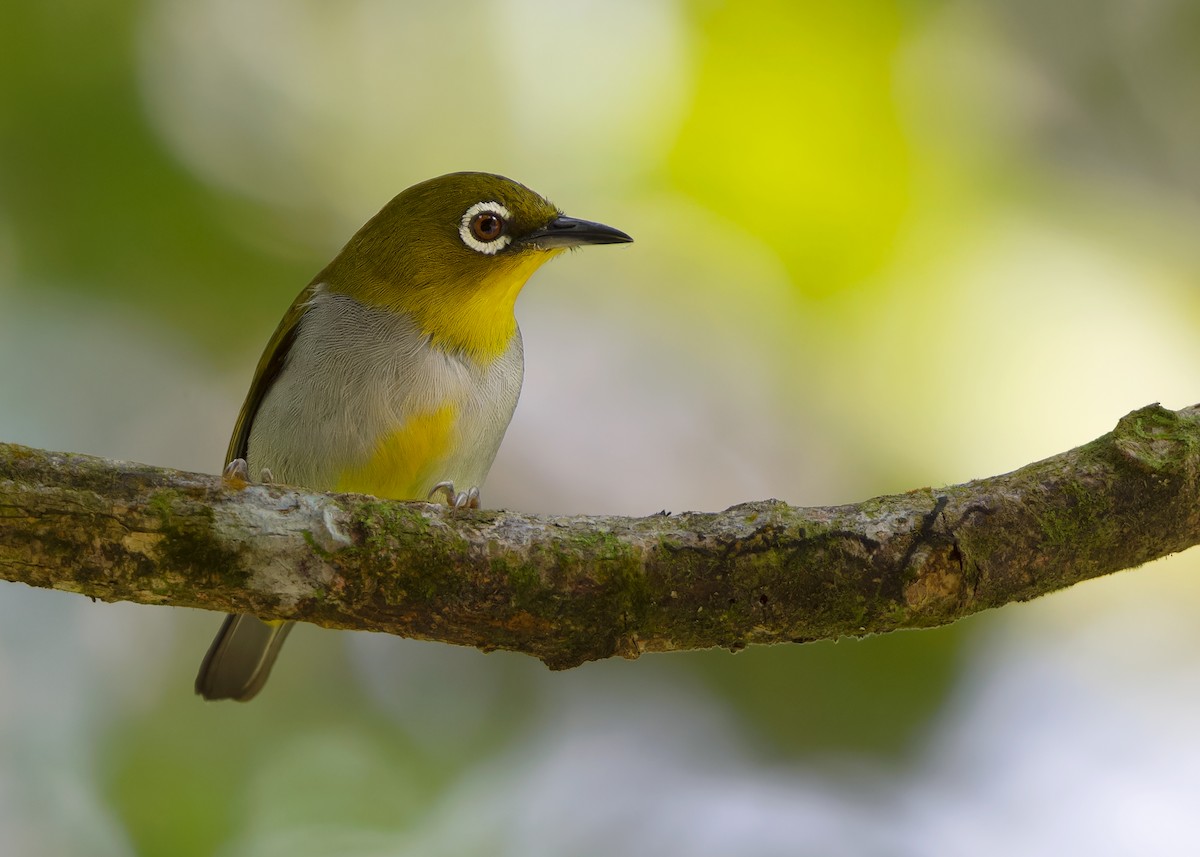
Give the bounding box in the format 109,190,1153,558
429,481,481,509
222,459,274,488
222,458,250,488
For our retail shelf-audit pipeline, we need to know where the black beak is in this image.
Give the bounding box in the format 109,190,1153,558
522,215,633,249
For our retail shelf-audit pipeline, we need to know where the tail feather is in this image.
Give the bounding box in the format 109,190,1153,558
195,614,294,702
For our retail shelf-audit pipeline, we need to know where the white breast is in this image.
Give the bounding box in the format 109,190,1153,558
246,286,524,495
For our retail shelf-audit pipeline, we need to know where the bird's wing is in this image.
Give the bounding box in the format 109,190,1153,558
225,283,318,464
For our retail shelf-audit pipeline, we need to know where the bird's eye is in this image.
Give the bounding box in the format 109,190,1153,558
459,201,514,255
470,212,504,242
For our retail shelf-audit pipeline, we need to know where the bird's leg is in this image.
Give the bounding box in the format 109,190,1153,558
429,481,481,509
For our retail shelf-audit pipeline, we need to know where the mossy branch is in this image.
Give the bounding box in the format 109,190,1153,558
2,403,1198,668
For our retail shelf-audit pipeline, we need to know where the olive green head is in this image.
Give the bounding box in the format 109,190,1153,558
315,172,631,360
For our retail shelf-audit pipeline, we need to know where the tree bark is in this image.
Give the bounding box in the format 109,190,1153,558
1,403,1197,668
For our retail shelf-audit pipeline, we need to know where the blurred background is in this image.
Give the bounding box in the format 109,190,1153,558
3,1,1200,854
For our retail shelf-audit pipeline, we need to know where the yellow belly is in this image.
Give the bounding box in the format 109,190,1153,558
334,403,458,500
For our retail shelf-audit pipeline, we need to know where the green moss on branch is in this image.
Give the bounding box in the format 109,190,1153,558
1,402,1199,668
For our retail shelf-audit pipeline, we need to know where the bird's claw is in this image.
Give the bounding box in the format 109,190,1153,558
222,458,250,487
429,481,481,509
222,459,274,488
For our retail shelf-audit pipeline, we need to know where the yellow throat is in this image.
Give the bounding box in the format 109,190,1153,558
350,246,564,363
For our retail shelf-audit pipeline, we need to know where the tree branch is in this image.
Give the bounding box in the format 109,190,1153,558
2,403,1198,667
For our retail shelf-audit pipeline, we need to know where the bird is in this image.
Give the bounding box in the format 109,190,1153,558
194,172,632,701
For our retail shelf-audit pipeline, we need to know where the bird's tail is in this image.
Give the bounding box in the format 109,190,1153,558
195,614,294,702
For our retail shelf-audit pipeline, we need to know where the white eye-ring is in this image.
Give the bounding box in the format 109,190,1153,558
460,201,513,255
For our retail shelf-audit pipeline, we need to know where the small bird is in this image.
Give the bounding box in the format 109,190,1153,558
195,172,632,701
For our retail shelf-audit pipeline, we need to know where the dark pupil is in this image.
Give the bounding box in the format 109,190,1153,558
473,213,502,241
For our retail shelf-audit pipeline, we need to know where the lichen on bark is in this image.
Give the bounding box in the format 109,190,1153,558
1,402,1198,668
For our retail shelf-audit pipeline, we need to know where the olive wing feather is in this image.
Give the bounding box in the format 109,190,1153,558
225,284,317,464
